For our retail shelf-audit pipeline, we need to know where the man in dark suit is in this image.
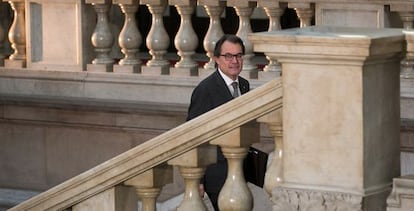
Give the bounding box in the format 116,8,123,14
186,34,250,211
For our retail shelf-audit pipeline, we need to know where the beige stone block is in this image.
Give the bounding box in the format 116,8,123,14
227,0,256,8
0,123,48,190
141,66,169,75
112,0,137,5
85,0,111,4
4,59,25,68
210,121,259,147
169,0,196,6
169,67,198,77
168,145,217,167
124,165,173,187
113,64,141,73
45,127,134,186
315,3,385,28
87,64,113,72
72,186,137,211
197,0,226,7
257,0,281,8
140,0,167,5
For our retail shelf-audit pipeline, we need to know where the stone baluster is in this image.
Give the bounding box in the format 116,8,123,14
256,109,283,194
198,0,225,72
87,0,114,72
168,146,217,211
227,0,257,79
112,0,142,73
290,2,314,28
124,165,173,211
403,31,414,79
257,0,285,80
141,0,170,75
210,122,259,211
5,0,26,68
391,4,414,78
398,12,414,30
169,0,199,76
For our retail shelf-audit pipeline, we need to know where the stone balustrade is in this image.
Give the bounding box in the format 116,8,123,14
1,0,414,78
1,1,414,211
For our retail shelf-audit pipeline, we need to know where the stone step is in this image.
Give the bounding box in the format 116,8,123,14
0,188,40,210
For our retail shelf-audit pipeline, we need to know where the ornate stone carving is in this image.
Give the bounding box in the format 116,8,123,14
272,188,363,211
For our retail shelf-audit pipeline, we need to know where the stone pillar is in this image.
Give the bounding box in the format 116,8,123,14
227,0,257,79
5,0,26,68
198,0,225,72
87,0,115,72
113,0,142,73
168,146,217,211
210,121,260,211
250,26,404,210
169,0,199,76
124,165,173,211
141,0,170,75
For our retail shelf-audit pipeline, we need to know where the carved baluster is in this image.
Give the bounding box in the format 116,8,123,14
199,0,225,71
398,11,414,29
290,3,314,28
113,1,142,73
257,109,283,194
210,122,259,211
402,31,414,78
124,165,173,211
228,0,257,78
141,0,170,74
392,5,414,78
87,0,114,72
168,146,216,211
6,0,26,68
220,147,252,211
258,1,285,79
169,0,199,76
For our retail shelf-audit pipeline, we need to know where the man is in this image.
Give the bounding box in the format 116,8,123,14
186,34,250,211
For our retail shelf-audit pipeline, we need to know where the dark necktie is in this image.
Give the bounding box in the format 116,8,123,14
232,82,239,98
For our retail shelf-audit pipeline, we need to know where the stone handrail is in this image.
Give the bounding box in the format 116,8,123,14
8,77,283,210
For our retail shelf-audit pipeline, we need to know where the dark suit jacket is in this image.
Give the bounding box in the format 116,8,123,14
186,70,250,193
187,70,249,121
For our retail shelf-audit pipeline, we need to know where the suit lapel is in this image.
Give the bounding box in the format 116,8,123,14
213,70,233,100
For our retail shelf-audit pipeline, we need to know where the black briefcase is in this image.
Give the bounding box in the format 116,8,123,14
243,146,268,188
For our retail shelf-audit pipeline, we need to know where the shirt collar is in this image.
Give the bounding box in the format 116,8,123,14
218,68,238,86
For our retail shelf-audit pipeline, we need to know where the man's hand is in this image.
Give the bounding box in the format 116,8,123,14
199,183,205,198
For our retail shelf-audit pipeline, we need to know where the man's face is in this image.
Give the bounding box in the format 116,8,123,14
214,41,243,81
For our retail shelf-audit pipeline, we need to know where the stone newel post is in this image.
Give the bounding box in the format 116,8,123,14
249,26,404,210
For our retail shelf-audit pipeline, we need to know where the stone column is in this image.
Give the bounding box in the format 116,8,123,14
257,109,283,194
113,0,142,73
210,121,260,211
289,2,313,28
227,0,257,79
124,165,173,211
168,146,217,211
169,0,199,77
5,0,26,68
250,26,404,210
87,0,114,72
257,0,285,80
391,3,414,78
198,0,225,72
141,0,170,75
